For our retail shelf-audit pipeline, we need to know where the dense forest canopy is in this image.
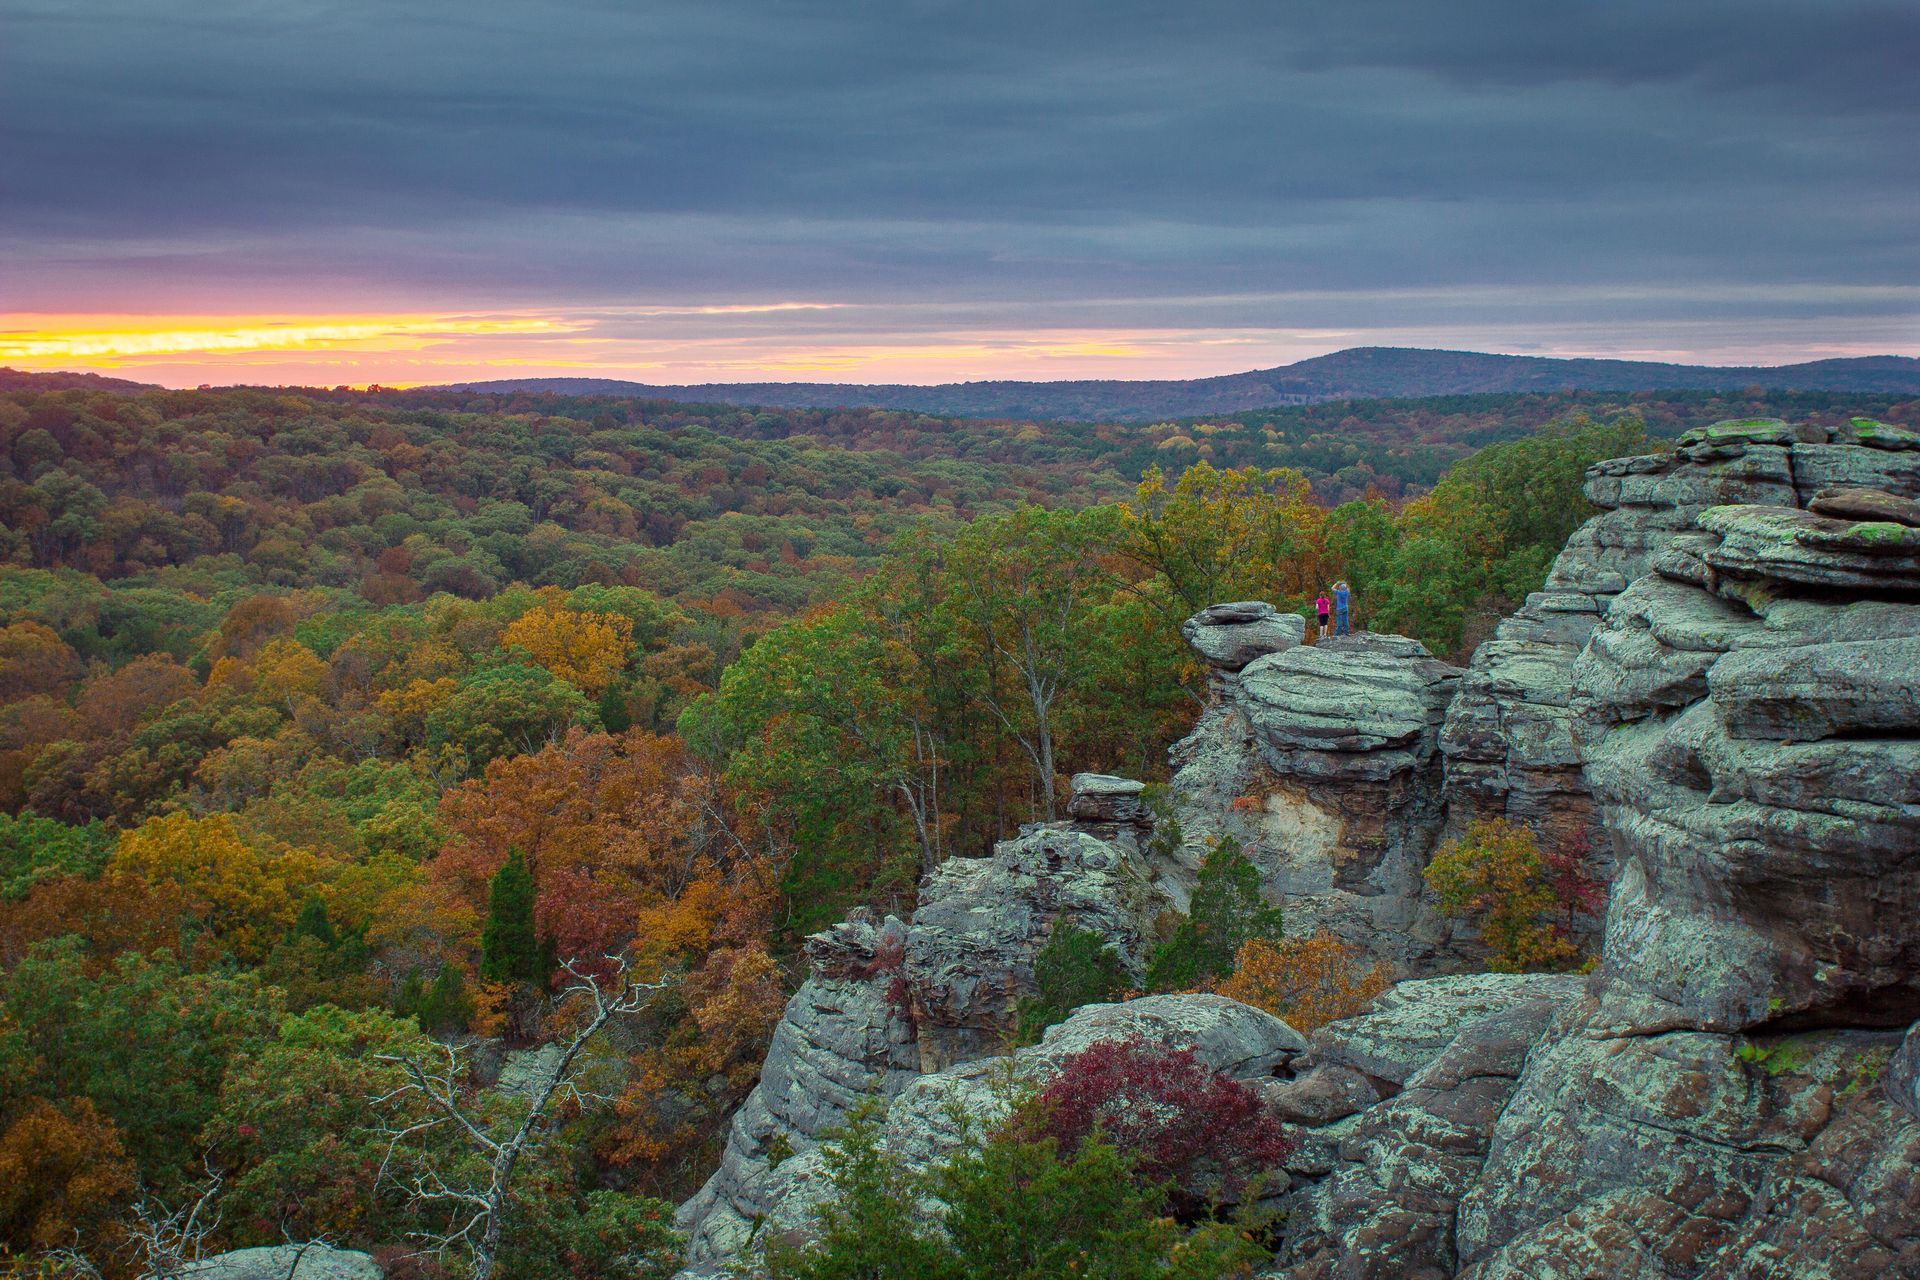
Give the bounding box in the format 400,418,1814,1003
0,383,1910,1276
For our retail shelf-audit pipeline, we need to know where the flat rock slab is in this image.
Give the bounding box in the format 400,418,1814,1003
1810,485,1920,528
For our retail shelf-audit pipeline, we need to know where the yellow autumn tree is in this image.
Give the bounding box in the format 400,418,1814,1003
500,604,634,696
110,812,325,962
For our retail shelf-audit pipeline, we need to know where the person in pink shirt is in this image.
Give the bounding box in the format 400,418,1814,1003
1315,591,1331,637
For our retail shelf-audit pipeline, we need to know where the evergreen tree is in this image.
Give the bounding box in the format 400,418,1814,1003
481,850,543,984
392,969,426,1022
419,962,477,1034
293,895,337,949
1015,920,1130,1044
1147,837,1283,991
598,681,633,734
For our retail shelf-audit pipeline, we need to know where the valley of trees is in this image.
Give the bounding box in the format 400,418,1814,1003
0,382,1908,1276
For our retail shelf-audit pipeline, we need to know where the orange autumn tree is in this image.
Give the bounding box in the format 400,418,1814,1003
433,727,723,969
0,1097,137,1256
499,601,634,698
1215,932,1391,1032
109,813,328,964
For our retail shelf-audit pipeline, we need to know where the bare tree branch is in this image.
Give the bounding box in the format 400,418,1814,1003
372,953,671,1280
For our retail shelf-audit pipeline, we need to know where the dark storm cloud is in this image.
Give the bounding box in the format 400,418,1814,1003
2,0,1916,316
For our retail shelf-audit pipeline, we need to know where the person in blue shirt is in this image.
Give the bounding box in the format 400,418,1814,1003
1333,580,1351,635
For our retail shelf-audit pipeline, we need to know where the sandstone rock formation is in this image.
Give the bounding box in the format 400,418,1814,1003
677,784,1167,1274
1164,631,1462,969
675,911,920,1270
1438,417,1920,865
1181,600,1306,673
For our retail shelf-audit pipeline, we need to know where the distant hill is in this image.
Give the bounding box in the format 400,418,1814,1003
437,347,1920,421
0,367,160,394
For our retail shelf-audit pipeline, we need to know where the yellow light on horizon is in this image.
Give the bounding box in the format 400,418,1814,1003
0,313,572,366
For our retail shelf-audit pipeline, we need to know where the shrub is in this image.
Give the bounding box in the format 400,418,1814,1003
1216,933,1391,1032
1009,1036,1291,1217
759,1099,1269,1280
1146,837,1283,991
1424,818,1584,973
1015,920,1130,1045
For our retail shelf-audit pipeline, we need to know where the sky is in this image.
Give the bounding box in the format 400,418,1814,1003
2,0,1917,388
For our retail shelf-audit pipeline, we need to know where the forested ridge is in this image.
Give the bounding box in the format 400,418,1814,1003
0,383,1909,1277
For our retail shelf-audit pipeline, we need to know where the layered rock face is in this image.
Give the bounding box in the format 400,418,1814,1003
674,911,921,1269
1166,627,1462,970
1438,467,1920,1278
1438,417,1920,862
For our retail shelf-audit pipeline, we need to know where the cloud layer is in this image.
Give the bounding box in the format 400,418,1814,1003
3,0,1915,383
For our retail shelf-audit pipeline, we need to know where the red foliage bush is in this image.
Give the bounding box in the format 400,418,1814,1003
1545,828,1607,925
1010,1036,1291,1215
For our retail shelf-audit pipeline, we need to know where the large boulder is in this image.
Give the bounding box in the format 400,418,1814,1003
1165,631,1462,970
179,1246,383,1280
1182,600,1307,672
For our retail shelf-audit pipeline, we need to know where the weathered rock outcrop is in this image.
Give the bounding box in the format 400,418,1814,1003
1439,468,1920,1278
1165,631,1462,969
906,822,1159,1070
675,912,920,1269
1182,600,1306,673
677,787,1167,1274
1272,974,1584,1280
1438,418,1920,864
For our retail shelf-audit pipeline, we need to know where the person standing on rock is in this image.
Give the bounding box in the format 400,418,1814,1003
1334,580,1351,635
1315,590,1332,638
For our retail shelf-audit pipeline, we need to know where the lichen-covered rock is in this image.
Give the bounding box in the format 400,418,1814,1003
1810,485,1920,527
180,1246,383,1280
1439,420,1920,874
1182,600,1306,671
1276,980,1577,1280
675,912,919,1273
905,825,1160,1070
1454,1005,1918,1280
1570,507,1920,1035
1065,772,1150,825
1166,632,1462,969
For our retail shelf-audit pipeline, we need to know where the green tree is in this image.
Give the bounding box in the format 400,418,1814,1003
1147,837,1284,992
943,505,1118,820
419,961,477,1034
1424,818,1584,973
0,940,282,1191
481,851,543,985
1016,920,1131,1044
